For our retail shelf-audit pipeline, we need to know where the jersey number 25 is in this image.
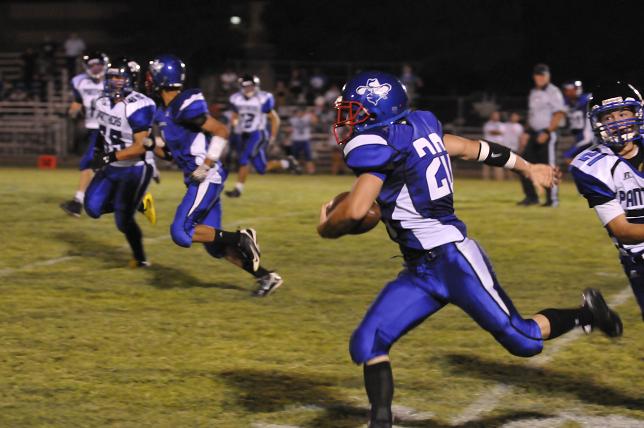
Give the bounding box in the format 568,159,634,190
412,133,453,200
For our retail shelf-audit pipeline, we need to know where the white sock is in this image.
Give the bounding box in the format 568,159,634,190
235,182,244,192
75,191,85,203
280,159,289,169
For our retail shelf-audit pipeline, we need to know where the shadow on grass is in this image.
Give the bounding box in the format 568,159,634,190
146,262,249,292
55,231,248,292
55,230,129,268
447,353,644,411
218,368,552,428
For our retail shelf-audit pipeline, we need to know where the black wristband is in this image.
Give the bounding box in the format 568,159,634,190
477,140,516,168
107,151,118,163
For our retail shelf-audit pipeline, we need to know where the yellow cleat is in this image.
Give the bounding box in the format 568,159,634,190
141,193,157,225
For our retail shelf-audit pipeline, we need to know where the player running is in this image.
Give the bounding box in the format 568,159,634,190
224,74,299,198
571,81,644,320
60,51,108,217
317,71,623,428
147,55,283,296
84,57,156,268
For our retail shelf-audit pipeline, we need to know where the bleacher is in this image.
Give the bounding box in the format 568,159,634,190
0,52,71,160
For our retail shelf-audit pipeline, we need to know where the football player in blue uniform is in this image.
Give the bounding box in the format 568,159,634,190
147,55,283,296
85,57,157,268
562,80,595,163
224,74,299,198
60,51,108,217
317,72,623,428
571,81,644,320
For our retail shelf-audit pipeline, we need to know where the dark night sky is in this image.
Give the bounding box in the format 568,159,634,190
18,0,639,96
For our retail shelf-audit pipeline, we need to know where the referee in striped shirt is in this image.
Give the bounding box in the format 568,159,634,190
518,64,566,207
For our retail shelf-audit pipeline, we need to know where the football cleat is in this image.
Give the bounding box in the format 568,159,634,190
286,155,302,175
238,228,260,272
60,199,83,217
128,259,151,269
225,188,242,198
253,272,283,297
140,193,157,225
582,288,623,337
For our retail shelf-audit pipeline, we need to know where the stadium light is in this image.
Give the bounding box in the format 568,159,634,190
230,16,241,25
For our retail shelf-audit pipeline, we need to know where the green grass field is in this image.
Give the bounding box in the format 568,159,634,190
0,168,642,427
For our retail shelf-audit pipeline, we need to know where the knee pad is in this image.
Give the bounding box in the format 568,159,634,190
349,326,391,364
83,200,101,218
170,222,192,248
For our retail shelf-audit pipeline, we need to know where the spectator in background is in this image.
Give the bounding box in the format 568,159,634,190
400,63,423,107
504,112,525,153
323,83,340,105
482,111,506,180
309,68,327,96
219,68,238,95
289,68,307,104
288,106,319,174
38,35,58,79
63,33,85,78
21,47,37,93
273,80,290,108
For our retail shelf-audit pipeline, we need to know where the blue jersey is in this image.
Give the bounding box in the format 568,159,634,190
343,110,466,252
154,89,224,184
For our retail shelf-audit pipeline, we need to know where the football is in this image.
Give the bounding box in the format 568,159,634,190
326,191,381,234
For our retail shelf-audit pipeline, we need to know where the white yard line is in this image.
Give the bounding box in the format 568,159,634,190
0,256,79,278
450,286,634,426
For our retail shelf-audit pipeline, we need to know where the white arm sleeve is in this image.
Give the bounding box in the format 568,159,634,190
206,135,227,161
593,199,624,226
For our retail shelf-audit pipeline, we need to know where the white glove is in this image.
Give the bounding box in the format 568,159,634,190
190,163,210,183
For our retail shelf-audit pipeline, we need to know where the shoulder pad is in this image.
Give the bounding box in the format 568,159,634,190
175,89,207,121
570,147,617,203
343,133,395,172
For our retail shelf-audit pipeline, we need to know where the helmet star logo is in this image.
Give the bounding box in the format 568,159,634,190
356,78,392,105
150,60,164,75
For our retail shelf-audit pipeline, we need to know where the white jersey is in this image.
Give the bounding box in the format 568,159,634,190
503,122,524,152
570,144,644,256
482,120,505,144
229,90,275,133
528,83,565,131
94,91,156,167
289,114,312,141
71,73,104,129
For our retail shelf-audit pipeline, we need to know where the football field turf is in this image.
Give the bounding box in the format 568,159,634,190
0,168,642,427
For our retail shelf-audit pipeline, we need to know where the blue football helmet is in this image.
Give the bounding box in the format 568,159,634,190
588,81,644,149
147,54,186,92
104,57,140,99
334,71,409,144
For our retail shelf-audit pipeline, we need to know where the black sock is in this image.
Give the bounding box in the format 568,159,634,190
124,221,146,262
252,266,270,278
364,361,393,424
215,230,240,246
538,307,593,339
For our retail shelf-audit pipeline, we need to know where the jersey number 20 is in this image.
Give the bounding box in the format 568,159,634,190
412,133,453,200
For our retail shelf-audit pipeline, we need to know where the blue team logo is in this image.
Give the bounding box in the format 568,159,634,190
356,78,392,106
